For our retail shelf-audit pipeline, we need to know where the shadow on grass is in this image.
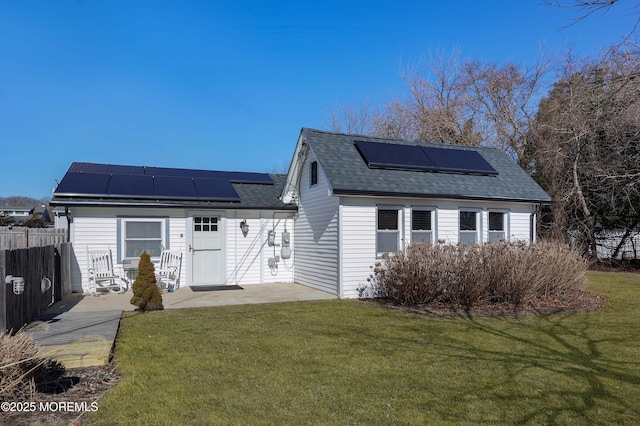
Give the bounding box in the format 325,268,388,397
394,305,640,424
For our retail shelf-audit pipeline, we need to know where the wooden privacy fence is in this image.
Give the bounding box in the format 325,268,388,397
0,243,72,334
0,227,67,250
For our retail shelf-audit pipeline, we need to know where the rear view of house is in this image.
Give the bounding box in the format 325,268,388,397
52,128,550,297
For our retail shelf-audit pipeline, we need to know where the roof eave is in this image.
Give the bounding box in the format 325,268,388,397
331,188,552,204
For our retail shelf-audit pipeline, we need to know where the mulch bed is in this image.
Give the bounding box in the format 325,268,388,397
369,290,605,318
1,364,118,426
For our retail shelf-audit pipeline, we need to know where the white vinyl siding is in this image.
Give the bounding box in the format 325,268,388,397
294,153,340,295
225,212,295,286
510,209,534,241
67,206,293,293
340,202,376,298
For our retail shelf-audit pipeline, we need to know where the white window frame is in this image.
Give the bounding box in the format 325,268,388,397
377,207,401,256
459,209,481,245
117,217,169,263
411,208,435,244
488,210,508,243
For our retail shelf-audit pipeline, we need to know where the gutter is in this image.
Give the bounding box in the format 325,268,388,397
331,188,552,204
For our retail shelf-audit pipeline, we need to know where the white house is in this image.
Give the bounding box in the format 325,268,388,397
52,128,551,297
280,128,551,298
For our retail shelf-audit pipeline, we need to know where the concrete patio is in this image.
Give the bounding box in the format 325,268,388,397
22,283,336,368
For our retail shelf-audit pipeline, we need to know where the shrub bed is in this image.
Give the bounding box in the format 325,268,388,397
368,241,587,307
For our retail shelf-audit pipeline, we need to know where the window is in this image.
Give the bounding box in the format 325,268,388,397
310,161,318,186
488,212,506,242
377,209,399,254
119,218,168,261
459,211,478,244
194,216,218,232
412,210,433,243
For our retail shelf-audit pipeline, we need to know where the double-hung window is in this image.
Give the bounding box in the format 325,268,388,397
459,210,479,245
488,212,506,242
119,218,168,261
412,209,433,243
377,208,400,254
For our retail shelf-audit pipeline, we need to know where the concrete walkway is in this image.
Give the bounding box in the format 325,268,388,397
22,283,336,368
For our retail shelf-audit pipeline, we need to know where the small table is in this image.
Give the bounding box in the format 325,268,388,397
122,259,140,284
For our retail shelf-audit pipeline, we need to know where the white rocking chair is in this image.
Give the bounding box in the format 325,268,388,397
156,250,182,292
87,248,127,294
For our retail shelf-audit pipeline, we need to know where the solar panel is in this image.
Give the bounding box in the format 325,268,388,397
354,140,436,171
108,164,146,175
354,140,498,176
193,178,241,201
55,171,111,196
56,162,269,201
69,162,110,174
153,176,198,199
422,147,498,175
107,174,154,197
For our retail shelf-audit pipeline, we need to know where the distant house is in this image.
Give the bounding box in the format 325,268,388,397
51,128,551,296
0,206,32,225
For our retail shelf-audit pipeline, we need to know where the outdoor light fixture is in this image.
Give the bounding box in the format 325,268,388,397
5,275,25,296
240,219,249,237
41,277,52,293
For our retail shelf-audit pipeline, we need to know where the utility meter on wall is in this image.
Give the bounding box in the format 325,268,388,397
281,231,291,259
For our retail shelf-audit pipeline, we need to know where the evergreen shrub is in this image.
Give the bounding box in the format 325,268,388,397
130,252,164,311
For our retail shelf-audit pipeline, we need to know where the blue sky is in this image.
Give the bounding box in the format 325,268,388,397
0,1,635,199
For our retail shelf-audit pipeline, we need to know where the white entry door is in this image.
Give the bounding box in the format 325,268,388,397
190,215,224,285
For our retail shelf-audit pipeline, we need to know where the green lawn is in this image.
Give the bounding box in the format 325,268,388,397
89,272,640,425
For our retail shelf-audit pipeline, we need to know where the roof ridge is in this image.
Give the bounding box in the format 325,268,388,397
301,128,501,151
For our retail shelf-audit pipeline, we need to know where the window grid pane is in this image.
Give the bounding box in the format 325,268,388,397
412,210,432,231
377,232,398,253
412,231,432,243
126,222,162,238
489,231,505,243
378,210,398,230
459,211,477,231
489,212,504,231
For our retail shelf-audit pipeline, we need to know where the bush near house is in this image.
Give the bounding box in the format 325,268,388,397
130,252,163,311
369,241,587,307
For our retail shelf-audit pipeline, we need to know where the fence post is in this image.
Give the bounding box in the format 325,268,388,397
0,250,6,333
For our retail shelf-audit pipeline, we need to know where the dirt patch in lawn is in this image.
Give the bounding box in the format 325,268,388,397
1,364,118,426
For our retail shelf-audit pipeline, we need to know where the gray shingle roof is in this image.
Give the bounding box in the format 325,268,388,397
303,128,551,203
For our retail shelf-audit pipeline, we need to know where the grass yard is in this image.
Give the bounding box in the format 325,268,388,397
89,272,640,425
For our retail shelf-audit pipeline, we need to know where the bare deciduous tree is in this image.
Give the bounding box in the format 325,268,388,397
531,46,640,256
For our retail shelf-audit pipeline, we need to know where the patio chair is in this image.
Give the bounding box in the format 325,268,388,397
87,248,128,294
156,250,182,292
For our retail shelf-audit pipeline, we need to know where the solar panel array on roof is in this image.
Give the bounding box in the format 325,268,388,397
354,140,498,176
67,162,274,184
55,162,274,202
